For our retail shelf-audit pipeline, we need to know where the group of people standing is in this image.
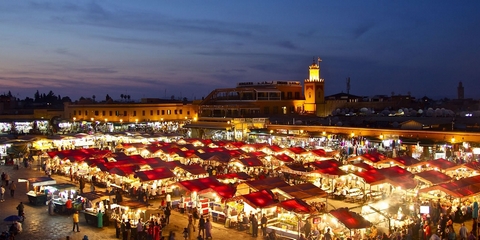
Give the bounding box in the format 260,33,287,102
183,209,212,240
1,172,17,201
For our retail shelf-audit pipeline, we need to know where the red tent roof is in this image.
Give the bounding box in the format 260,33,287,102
288,147,307,155
273,154,294,163
428,158,457,170
246,177,289,191
392,156,420,167
216,172,252,180
176,177,235,199
277,183,327,199
178,164,208,175
279,199,313,214
135,168,176,181
237,189,277,209
309,160,346,177
329,208,372,229
462,161,480,171
233,157,264,167
307,149,327,157
415,170,452,185
419,175,480,198
355,152,388,164
353,169,386,185
176,177,224,193
377,166,412,179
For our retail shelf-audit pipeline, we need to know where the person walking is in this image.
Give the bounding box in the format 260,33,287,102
9,181,16,197
164,206,171,225
205,218,212,239
251,214,258,237
261,214,268,237
4,173,9,187
0,185,5,202
459,223,468,240
72,211,80,232
16,202,24,217
198,216,205,239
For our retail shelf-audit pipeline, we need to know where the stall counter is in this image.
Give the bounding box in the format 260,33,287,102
267,226,299,240
27,191,48,206
82,211,109,227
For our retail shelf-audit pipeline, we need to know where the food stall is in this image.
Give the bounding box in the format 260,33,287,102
268,198,314,240
80,191,114,227
21,177,56,206
45,183,78,214
110,200,150,226
327,208,372,239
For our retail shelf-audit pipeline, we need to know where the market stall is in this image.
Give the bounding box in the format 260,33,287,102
21,177,56,205
328,207,372,239
45,183,78,214
81,191,114,227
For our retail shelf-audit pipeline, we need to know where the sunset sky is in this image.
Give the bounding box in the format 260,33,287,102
0,1,479,101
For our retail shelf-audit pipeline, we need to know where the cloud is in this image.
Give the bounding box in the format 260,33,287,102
276,41,298,50
75,67,117,74
352,22,375,39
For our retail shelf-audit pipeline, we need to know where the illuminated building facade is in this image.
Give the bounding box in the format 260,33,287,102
63,100,198,123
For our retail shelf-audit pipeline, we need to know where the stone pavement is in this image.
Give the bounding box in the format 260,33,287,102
0,165,272,240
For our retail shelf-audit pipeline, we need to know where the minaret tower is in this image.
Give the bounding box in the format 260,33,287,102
304,57,325,114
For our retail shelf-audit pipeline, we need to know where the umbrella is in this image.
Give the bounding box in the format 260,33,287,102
4,215,21,222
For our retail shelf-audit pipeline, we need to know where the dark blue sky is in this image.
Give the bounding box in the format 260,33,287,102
0,1,479,101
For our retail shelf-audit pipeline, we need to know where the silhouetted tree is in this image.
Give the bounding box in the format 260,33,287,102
121,94,124,101
92,95,96,102
127,95,130,101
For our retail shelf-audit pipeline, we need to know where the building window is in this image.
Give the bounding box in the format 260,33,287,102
167,110,171,115
157,110,160,115
162,110,165,115
73,110,76,116
187,111,190,115
123,111,127,117
133,111,136,116
109,111,112,116
174,110,178,115
142,110,145,116
180,110,183,114
115,111,119,116
85,111,88,116
264,107,269,114
150,110,153,116
287,92,292,99
95,111,99,116
102,111,105,116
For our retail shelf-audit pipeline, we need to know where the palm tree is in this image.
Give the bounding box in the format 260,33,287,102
127,95,131,101
120,94,124,101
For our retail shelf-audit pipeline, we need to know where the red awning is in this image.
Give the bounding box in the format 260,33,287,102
245,177,289,191
135,168,175,181
277,183,327,199
392,156,420,167
178,164,207,175
216,172,252,180
273,154,294,163
353,170,386,185
278,199,313,214
415,170,452,185
232,157,264,167
235,189,277,209
329,208,372,229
